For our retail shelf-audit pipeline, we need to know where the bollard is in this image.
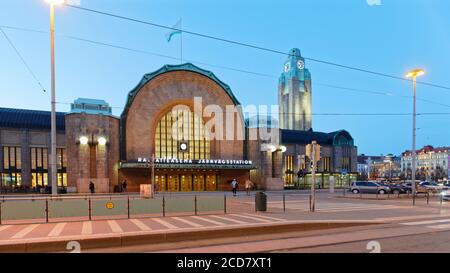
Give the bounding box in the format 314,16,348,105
413,192,416,206
427,192,430,205
162,195,166,217
309,195,312,212
255,194,257,212
88,198,92,221
376,187,379,200
0,202,2,225
343,187,346,197
283,194,286,213
441,194,443,206
45,199,49,223
194,195,198,216
127,196,130,219
224,194,227,214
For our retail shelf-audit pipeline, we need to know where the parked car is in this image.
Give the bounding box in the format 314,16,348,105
350,181,390,194
417,181,443,193
400,182,413,193
379,183,409,194
441,191,450,201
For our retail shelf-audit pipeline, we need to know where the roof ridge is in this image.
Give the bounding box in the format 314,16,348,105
0,107,66,115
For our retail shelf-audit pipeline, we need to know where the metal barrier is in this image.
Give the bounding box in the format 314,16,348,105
0,193,227,225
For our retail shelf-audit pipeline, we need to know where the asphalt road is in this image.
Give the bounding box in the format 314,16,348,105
280,230,450,253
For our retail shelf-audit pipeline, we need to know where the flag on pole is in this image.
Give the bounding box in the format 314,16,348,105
166,19,182,43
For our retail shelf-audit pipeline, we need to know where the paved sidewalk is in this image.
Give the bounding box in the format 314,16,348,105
0,193,449,252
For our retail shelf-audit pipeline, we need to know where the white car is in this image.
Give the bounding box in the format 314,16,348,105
441,191,450,201
418,182,443,193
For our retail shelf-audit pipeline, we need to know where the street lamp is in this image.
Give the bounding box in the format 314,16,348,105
406,68,425,199
45,0,65,196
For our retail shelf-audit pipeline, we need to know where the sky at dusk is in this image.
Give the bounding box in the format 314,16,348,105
0,0,449,156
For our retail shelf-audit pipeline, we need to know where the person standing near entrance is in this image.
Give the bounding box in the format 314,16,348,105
231,179,238,197
89,181,95,194
122,180,127,192
245,179,254,196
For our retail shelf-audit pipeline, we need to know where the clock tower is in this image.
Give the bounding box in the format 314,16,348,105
278,48,312,131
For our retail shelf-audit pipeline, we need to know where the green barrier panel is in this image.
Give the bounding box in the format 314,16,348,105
92,199,127,217
49,199,89,219
196,196,224,212
164,196,195,213
2,200,46,220
130,198,163,216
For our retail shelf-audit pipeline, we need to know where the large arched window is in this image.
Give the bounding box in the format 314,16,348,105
155,109,210,159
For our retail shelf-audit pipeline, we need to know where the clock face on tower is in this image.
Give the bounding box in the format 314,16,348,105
284,62,291,72
297,60,305,70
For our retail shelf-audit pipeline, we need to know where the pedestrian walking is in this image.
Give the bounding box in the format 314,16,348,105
231,179,238,197
245,179,254,196
89,181,95,194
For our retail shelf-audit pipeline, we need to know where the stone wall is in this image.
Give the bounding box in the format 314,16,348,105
65,113,120,193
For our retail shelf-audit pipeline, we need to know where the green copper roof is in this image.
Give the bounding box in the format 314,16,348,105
122,63,241,117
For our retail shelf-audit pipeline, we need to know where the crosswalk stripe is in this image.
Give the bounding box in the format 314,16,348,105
130,219,152,231
153,218,178,229
191,216,226,226
172,217,203,228
48,223,66,237
241,213,286,222
428,223,450,229
401,219,450,226
81,221,92,235
11,224,39,239
107,220,123,233
0,225,11,232
209,215,247,224
231,214,273,223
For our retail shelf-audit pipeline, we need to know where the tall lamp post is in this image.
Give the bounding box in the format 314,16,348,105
406,69,425,199
45,0,65,196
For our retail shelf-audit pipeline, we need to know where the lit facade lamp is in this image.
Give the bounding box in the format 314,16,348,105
98,137,107,146
279,146,287,153
79,136,89,145
268,145,277,153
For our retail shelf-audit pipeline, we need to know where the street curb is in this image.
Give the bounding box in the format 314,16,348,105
0,221,382,253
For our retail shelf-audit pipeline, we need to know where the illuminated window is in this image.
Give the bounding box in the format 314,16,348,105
30,147,66,187
342,157,351,171
322,157,331,172
284,155,294,186
155,109,210,159
1,146,22,188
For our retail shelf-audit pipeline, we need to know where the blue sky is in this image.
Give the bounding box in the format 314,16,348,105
0,0,449,156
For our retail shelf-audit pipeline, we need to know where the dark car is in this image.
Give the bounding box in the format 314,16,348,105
379,183,409,194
